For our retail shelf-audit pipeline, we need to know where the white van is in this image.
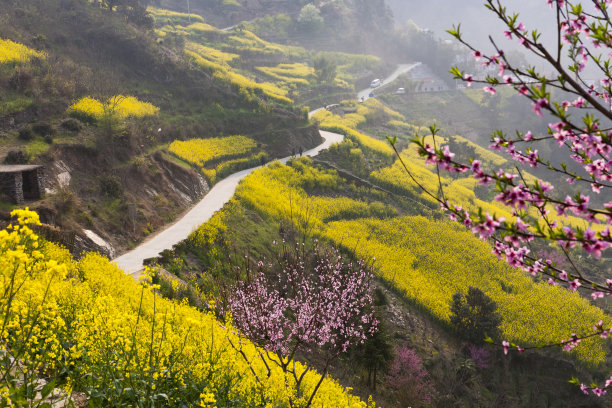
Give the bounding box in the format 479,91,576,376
370,78,382,88
396,87,406,94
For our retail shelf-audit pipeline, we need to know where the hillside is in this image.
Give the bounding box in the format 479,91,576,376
0,0,322,254
150,0,465,85
1,1,610,407
157,0,398,59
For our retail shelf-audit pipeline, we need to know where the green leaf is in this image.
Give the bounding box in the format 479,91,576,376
449,66,463,79
154,393,170,401
446,24,461,38
40,380,56,400
428,123,439,136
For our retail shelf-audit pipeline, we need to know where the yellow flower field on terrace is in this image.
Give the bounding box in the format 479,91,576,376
202,152,268,184
227,30,285,55
370,147,514,220
68,95,159,120
147,7,205,25
256,63,313,87
185,22,219,34
357,98,405,122
0,38,46,64
169,135,258,167
236,160,396,231
371,141,605,234
313,109,394,157
452,135,507,166
0,209,373,407
186,48,292,104
232,159,609,365
387,120,430,136
321,216,609,365
216,70,292,104
186,42,239,66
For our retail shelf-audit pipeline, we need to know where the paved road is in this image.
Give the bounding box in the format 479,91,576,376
113,130,344,275
357,62,422,102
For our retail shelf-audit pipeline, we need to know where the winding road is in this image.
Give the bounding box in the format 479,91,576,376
113,63,420,276
114,130,343,275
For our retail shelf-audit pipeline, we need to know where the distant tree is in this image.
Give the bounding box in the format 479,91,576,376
250,14,292,40
313,55,336,84
120,2,154,28
98,0,153,28
100,0,121,11
297,4,324,33
354,318,393,391
449,287,502,344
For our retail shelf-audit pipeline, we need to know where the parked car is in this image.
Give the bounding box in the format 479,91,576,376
396,87,406,94
370,78,382,88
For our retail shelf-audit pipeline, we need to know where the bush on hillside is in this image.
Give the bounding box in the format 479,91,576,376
98,174,122,198
450,286,502,344
3,150,29,164
17,127,34,141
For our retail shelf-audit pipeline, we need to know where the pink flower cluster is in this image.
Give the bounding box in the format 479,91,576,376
227,246,377,356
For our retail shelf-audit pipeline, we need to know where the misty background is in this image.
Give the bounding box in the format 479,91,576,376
387,0,557,53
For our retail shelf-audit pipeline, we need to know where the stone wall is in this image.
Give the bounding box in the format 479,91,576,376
0,166,44,204
0,172,24,204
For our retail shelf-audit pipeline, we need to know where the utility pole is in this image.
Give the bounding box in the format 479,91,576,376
187,0,191,23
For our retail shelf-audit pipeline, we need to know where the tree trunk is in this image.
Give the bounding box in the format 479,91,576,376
373,368,377,392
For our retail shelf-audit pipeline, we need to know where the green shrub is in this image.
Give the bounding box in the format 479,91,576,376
32,122,55,136
60,118,81,132
18,127,34,141
98,175,122,198
3,150,29,164
450,287,502,344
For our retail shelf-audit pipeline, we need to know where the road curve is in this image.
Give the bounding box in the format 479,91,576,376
357,62,421,102
113,130,343,275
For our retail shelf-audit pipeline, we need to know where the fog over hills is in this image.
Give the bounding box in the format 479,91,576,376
386,0,558,52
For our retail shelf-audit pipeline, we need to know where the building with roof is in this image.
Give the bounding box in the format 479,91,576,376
0,165,44,204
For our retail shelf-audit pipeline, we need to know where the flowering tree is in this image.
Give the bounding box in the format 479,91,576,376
385,345,435,407
225,243,377,408
388,0,611,396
